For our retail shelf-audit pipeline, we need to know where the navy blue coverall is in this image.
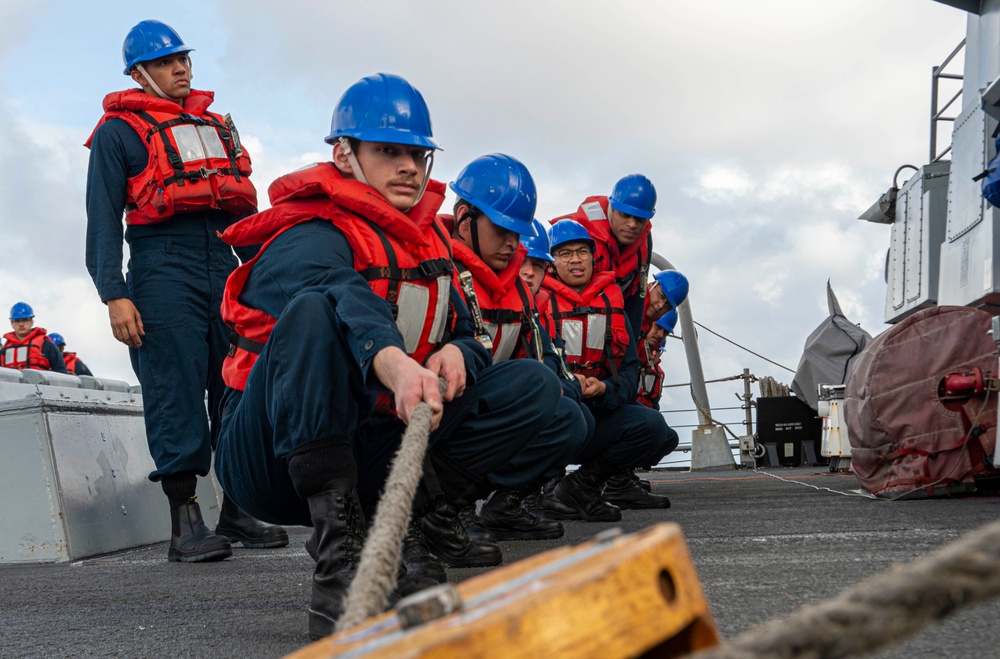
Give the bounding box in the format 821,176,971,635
214,220,583,526
555,314,678,472
86,119,251,481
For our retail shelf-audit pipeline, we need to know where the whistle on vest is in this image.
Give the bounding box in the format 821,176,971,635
457,270,494,353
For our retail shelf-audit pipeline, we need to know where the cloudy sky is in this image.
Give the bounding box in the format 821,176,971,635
0,1,969,435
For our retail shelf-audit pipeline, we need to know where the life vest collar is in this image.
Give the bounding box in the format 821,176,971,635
542,270,618,306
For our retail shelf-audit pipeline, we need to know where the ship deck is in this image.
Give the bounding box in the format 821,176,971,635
3,465,999,658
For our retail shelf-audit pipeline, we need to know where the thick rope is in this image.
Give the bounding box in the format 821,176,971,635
758,376,790,398
693,520,1000,659
335,391,438,631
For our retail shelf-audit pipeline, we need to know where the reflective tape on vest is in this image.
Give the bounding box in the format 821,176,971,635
587,314,607,351
484,321,521,363
581,201,607,221
171,124,228,162
397,276,450,354
5,346,27,364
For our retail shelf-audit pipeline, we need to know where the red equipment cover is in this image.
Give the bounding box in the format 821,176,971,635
845,306,998,498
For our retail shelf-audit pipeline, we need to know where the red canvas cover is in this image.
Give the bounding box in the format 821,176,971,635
845,306,998,498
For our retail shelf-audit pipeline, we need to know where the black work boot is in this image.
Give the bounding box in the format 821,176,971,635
632,471,653,493
458,504,497,545
479,488,564,540
168,499,233,563
544,462,621,522
397,520,447,597
420,504,502,568
521,476,559,517
215,495,290,548
306,485,367,640
603,471,671,509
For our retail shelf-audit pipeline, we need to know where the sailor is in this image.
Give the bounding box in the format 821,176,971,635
640,270,689,338
1,302,67,374
85,19,287,563
213,73,572,638
518,219,554,296
554,174,657,338
48,333,94,377
636,310,676,411
444,154,589,541
538,220,678,518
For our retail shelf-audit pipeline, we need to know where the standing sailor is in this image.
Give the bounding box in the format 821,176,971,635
85,19,287,563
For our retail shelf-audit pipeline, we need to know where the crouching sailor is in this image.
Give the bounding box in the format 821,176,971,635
213,73,572,639
444,154,589,541
538,220,679,519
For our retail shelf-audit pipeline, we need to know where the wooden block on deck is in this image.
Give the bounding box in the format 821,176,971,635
287,522,720,659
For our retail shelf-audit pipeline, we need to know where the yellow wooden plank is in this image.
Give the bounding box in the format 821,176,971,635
288,523,720,659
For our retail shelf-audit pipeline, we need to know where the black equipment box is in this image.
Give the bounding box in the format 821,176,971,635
756,396,824,466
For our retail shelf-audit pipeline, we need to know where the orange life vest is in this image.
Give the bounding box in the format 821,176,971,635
444,222,541,363
63,352,82,375
539,271,630,381
1,327,54,371
552,195,652,299
86,88,257,225
219,162,451,391
636,337,664,409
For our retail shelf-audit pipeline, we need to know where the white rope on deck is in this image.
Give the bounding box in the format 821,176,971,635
693,520,1000,659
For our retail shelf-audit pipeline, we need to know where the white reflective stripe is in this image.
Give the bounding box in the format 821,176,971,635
396,283,431,354
428,277,450,344
196,125,227,160
581,201,606,221
562,319,584,357
170,124,227,164
489,322,521,363
586,314,607,351
643,373,656,392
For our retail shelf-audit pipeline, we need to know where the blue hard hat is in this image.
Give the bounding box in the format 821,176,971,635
548,220,595,253
325,73,440,150
656,309,678,336
10,302,34,320
122,20,193,75
521,219,554,262
49,333,65,347
609,174,656,219
653,270,689,309
450,154,537,236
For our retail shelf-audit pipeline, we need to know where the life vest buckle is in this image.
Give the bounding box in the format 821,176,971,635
418,258,453,278
198,167,220,179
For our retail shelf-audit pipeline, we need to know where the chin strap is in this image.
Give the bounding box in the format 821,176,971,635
135,63,192,103
338,137,369,186
457,207,482,257
135,64,170,100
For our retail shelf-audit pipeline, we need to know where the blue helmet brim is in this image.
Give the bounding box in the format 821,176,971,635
124,45,194,75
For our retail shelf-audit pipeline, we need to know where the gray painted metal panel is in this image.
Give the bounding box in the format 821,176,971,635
0,383,222,564
889,197,906,310
0,367,24,383
904,187,923,302
946,105,986,241
884,162,950,323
